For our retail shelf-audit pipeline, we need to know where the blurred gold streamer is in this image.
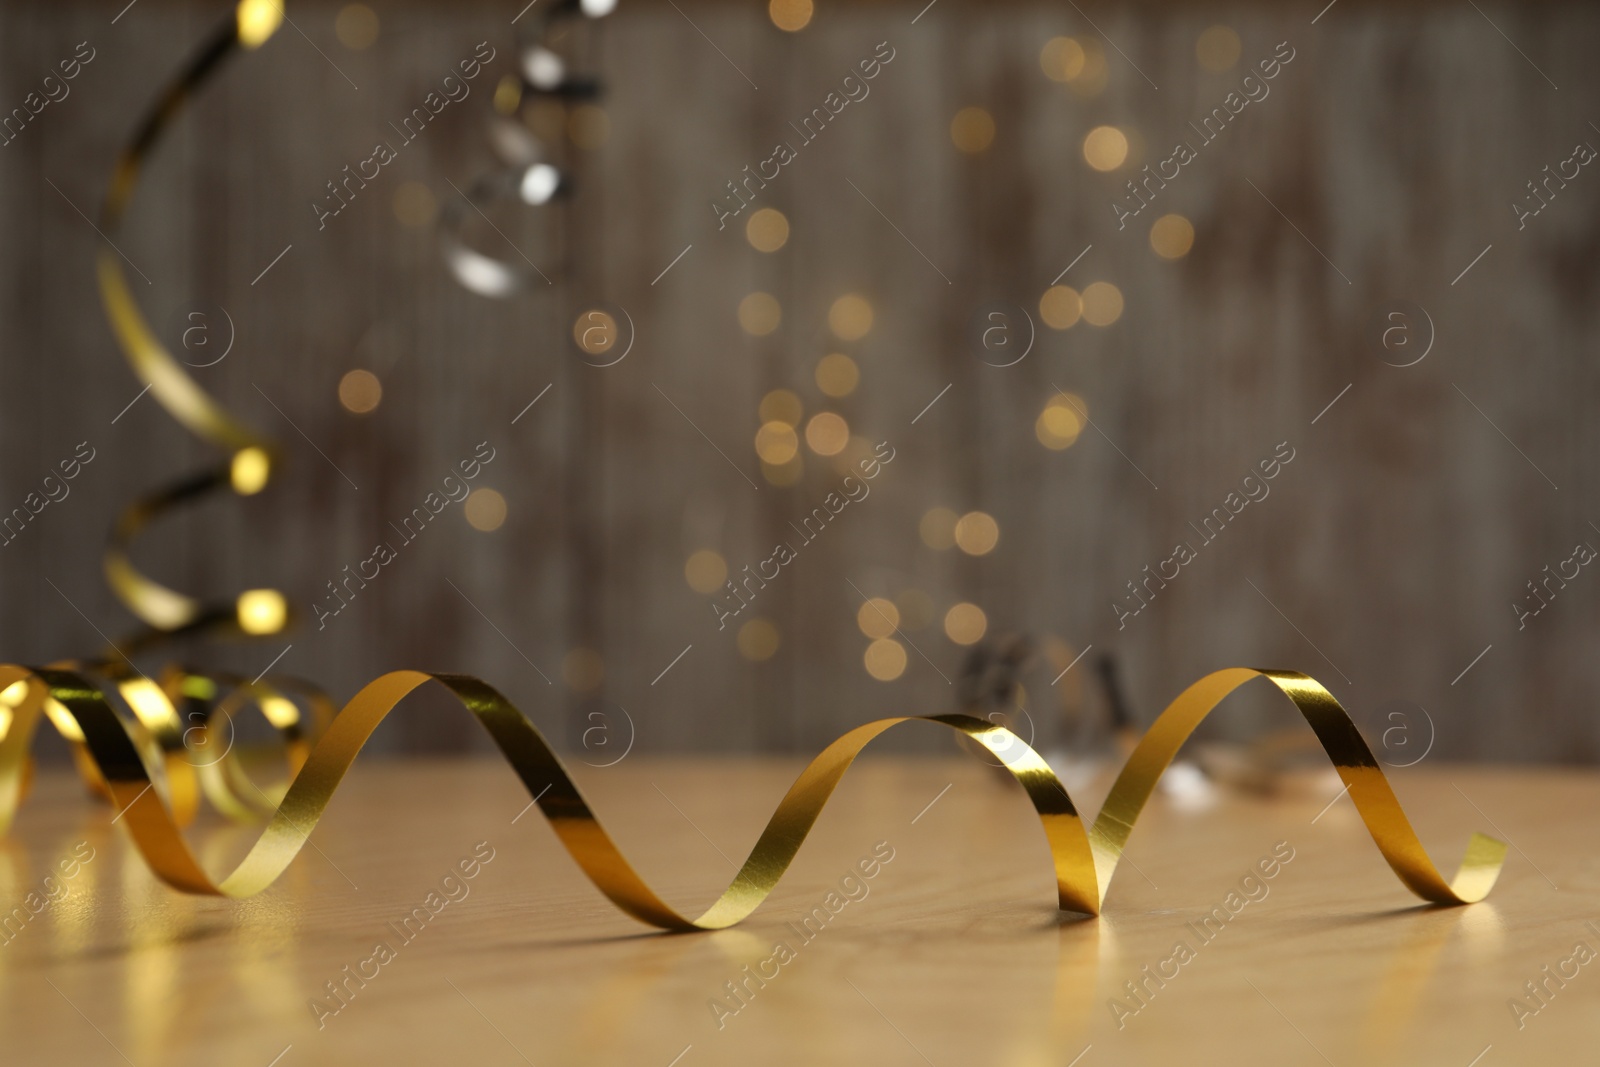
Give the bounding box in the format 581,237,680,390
98,0,288,647
17,3,317,824
0,667,1504,923
24,4,1505,927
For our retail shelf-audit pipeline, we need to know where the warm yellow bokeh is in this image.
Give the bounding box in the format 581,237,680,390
236,0,283,49
920,507,959,550
1036,399,1083,450
738,618,781,661
815,352,859,397
746,207,790,252
950,107,996,154
755,421,800,464
494,76,522,115
828,294,873,341
857,597,900,639
739,292,782,336
335,4,379,49
1039,285,1083,330
805,412,849,456
1040,37,1086,83
573,309,618,355
236,589,288,635
685,550,728,594
759,389,802,426
944,602,988,645
864,638,907,681
1150,214,1195,259
1196,25,1242,72
230,447,270,495
954,511,1000,556
769,0,814,31
465,488,508,531
1083,126,1128,171
339,369,382,414
1081,281,1124,326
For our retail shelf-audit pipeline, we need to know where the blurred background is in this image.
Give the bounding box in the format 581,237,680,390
2,0,1596,761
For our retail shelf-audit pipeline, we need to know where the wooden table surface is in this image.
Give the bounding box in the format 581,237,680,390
2,754,1597,1066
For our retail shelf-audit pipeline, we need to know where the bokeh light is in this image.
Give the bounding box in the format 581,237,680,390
857,597,900,639
738,618,781,661
1040,37,1086,82
815,353,859,397
1196,25,1242,72
1039,285,1083,330
920,507,958,550
236,589,287,635
1036,396,1084,450
804,412,849,456
759,389,802,426
864,638,907,681
573,309,618,356
685,550,727,594
338,369,382,413
755,421,800,464
828,294,873,340
230,447,270,495
950,107,996,154
739,292,782,336
954,511,1000,556
944,602,988,645
1150,214,1195,259
768,0,813,31
334,4,378,49
746,207,790,252
464,488,507,531
1083,126,1129,171
1081,281,1125,326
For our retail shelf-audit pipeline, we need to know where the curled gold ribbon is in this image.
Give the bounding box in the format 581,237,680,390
0,666,1504,924
98,0,288,642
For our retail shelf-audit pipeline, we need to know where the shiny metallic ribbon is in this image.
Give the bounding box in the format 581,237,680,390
98,0,287,644
0,666,1504,923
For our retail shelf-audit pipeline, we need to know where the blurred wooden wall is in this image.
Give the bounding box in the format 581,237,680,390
2,0,1597,762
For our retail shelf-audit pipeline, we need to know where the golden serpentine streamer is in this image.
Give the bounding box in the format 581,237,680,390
13,3,1503,923
99,0,287,644
0,666,1504,923
32,2,324,826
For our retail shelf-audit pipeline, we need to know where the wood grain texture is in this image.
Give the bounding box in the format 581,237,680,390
0,1,1596,760
1,757,1598,1065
